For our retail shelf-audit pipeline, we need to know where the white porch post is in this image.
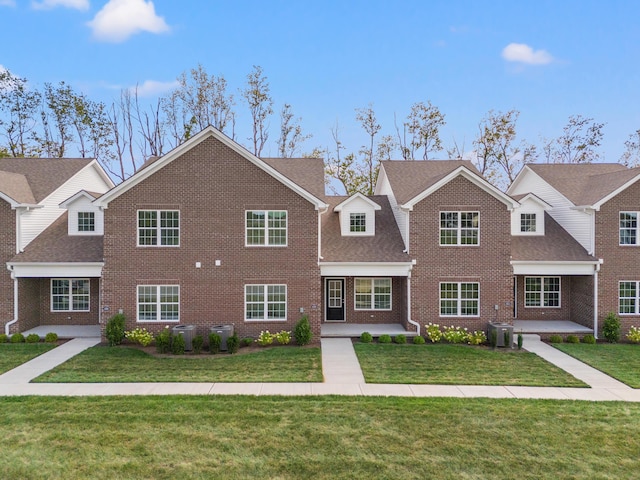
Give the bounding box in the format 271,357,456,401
593,264,600,339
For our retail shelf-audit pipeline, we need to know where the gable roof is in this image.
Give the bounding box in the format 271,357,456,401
262,157,326,200
0,170,36,205
333,192,381,212
96,126,328,210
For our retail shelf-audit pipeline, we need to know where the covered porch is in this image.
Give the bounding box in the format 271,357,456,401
513,320,593,335
22,324,100,339
321,323,418,338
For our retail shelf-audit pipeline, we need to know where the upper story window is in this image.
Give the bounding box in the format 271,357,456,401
138,210,180,247
525,277,560,308
78,212,95,232
620,212,638,245
520,213,536,233
440,211,479,246
246,210,287,246
349,213,366,233
51,279,90,312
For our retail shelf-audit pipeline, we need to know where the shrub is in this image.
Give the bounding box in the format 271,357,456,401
566,335,580,344
192,334,204,354
603,312,621,343
125,327,154,347
275,330,291,345
582,334,597,344
25,333,40,343
393,334,407,344
105,313,126,346
241,337,253,347
413,335,425,345
360,332,373,343
171,333,186,355
257,330,274,346
155,327,171,354
44,332,58,343
0,334,8,343
443,326,468,344
227,333,239,354
293,315,312,346
490,329,498,348
517,333,523,350
378,334,392,344
425,323,443,343
208,333,221,354
467,330,487,346
549,334,563,344
10,333,24,343
627,326,640,344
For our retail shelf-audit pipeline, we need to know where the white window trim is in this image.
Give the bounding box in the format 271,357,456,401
50,278,90,312
245,210,288,247
349,212,368,235
520,213,537,233
354,278,392,311
439,282,480,317
244,284,288,321
439,211,480,246
524,276,561,308
619,211,639,246
136,285,180,322
77,212,96,233
137,210,180,247
619,281,640,315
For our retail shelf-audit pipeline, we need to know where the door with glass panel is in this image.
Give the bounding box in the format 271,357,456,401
325,278,345,321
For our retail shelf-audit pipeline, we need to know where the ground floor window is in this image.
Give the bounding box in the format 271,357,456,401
354,278,391,310
137,285,180,322
619,281,640,315
245,284,287,321
440,282,479,317
524,277,560,307
51,279,90,312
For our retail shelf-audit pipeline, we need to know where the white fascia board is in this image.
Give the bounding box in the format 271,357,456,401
518,192,553,210
506,165,534,195
320,262,413,277
88,159,116,189
592,173,640,210
59,190,96,208
0,192,41,209
95,126,328,211
7,262,104,278
511,261,598,276
333,192,381,212
401,166,519,211
373,164,389,196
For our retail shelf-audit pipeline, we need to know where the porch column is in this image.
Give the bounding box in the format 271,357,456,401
593,267,599,339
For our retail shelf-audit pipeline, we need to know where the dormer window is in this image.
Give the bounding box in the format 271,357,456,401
78,212,95,232
334,193,381,237
520,213,536,233
350,213,366,233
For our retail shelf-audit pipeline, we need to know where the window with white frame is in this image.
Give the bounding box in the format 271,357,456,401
355,278,391,310
440,211,479,245
138,210,180,246
245,284,287,320
620,212,639,245
78,212,95,232
619,281,640,315
51,279,90,312
525,277,560,307
349,213,367,233
440,282,479,316
520,213,536,233
246,210,287,246
137,285,180,321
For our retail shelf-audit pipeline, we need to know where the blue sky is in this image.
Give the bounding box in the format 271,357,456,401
1,0,639,161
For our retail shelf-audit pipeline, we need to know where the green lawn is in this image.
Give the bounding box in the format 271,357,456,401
1,396,639,479
354,343,587,387
554,343,640,388
0,344,56,374
33,346,322,383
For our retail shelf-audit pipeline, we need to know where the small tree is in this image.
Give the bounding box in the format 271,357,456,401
293,315,312,346
105,313,126,346
602,312,621,343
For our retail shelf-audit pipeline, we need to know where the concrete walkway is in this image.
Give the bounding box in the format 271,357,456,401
321,338,365,384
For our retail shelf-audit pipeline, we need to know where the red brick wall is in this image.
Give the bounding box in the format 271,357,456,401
514,275,571,321
0,201,15,331
569,276,594,328
409,176,513,332
17,278,40,332
101,135,321,341
37,278,100,326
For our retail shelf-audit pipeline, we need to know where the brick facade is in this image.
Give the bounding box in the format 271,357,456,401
0,201,14,332
514,275,571,321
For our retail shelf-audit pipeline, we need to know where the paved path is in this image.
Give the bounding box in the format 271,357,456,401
321,338,365,384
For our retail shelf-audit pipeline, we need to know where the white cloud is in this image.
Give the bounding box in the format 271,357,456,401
129,79,179,97
87,0,170,43
0,0,16,7
31,0,89,10
502,43,554,65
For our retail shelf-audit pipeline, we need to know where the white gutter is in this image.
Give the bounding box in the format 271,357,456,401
406,266,420,335
317,205,328,261
5,267,18,335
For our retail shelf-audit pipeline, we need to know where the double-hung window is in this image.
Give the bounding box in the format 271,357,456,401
137,285,180,322
440,282,479,317
51,279,90,312
524,277,560,307
619,281,640,315
354,278,391,310
349,213,367,233
440,211,479,245
245,285,287,320
78,212,95,232
620,212,639,245
520,213,536,233
138,210,180,246
246,210,287,246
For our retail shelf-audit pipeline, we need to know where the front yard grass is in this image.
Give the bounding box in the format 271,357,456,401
33,345,322,383
1,395,639,479
553,343,640,388
354,343,587,387
0,344,56,374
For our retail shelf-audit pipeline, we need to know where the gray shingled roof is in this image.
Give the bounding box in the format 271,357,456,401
528,163,640,206
0,158,93,203
321,195,411,263
381,160,480,205
262,157,326,200
0,170,36,204
511,213,596,262
11,212,103,263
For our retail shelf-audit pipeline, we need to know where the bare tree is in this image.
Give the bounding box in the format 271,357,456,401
0,70,41,157
242,65,273,156
621,129,640,167
552,114,605,163
395,101,445,160
355,104,381,194
277,103,311,157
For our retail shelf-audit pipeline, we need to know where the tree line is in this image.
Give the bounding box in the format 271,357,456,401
1,65,638,193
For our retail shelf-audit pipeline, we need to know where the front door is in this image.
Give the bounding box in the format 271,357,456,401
325,278,345,321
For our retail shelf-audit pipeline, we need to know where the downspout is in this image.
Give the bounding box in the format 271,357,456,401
317,205,328,261
593,260,602,339
5,268,18,335
406,264,420,335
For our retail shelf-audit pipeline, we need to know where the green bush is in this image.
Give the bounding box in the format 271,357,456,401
105,313,126,346
378,334,392,344
566,335,580,344
171,333,185,355
125,327,153,347
192,334,204,354
413,335,425,345
549,334,563,344
208,333,221,354
227,333,240,354
275,330,291,345
44,332,58,343
626,326,640,344
0,333,8,343
155,327,171,354
293,315,312,346
517,333,523,350
467,330,487,346
241,337,253,347
582,334,596,344
360,332,373,343
603,312,621,343
393,334,407,344
256,330,274,346
25,333,40,343
10,333,24,343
